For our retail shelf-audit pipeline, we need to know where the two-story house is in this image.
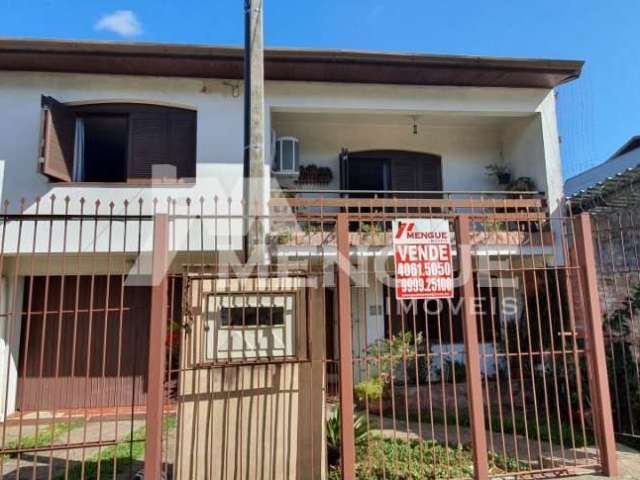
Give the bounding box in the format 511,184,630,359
0,38,596,480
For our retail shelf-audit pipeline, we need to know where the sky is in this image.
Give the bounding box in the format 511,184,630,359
1,0,638,179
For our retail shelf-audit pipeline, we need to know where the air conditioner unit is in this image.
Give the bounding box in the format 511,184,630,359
273,136,300,174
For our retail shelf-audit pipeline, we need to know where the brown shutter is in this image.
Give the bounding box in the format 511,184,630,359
390,158,417,191
128,108,196,181
391,154,442,192
418,156,443,191
128,111,170,180
40,95,75,182
168,110,196,180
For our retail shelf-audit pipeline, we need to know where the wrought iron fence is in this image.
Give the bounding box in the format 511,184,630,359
0,193,616,479
577,202,640,445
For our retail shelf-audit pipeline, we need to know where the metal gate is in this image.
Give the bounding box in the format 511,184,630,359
0,193,618,479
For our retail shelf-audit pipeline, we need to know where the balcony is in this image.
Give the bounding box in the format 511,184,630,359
268,189,555,254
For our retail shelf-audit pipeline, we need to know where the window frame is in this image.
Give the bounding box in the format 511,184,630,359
272,136,300,175
203,291,298,363
39,99,198,186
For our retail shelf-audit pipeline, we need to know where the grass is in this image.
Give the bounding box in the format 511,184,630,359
2,420,83,459
60,415,177,480
398,409,595,447
328,435,524,480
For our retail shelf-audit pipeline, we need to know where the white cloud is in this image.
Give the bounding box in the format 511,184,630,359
94,10,142,38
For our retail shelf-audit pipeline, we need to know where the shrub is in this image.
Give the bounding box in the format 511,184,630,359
355,377,385,402
326,407,369,469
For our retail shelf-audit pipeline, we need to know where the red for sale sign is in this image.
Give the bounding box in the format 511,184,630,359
392,219,454,299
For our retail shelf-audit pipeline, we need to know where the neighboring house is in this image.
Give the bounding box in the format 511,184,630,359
566,137,640,442
565,136,640,310
0,38,589,478
565,136,640,208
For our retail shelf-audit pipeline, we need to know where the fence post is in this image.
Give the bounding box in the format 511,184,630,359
336,212,356,479
144,213,169,479
455,215,489,480
574,212,618,476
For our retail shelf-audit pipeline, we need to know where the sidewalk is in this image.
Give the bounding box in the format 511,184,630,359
568,444,640,480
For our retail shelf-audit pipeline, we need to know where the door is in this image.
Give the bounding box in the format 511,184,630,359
17,276,150,411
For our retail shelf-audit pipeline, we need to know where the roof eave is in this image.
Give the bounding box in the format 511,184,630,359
0,38,584,89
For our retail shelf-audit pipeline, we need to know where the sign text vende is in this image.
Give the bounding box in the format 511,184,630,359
392,219,454,299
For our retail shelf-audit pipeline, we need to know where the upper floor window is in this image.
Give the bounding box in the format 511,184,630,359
39,96,197,183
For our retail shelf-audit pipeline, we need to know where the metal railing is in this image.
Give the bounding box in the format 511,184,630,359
0,193,616,480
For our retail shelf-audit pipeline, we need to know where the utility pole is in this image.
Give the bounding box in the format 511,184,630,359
243,0,265,261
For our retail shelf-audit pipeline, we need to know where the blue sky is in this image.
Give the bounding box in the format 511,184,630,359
1,0,637,179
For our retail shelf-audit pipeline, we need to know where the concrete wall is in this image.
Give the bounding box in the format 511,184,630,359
271,116,502,192
501,91,563,214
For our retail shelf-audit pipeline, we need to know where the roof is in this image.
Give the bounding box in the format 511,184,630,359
565,136,640,208
0,38,584,88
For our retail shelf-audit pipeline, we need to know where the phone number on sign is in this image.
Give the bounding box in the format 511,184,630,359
397,276,453,293
395,261,452,277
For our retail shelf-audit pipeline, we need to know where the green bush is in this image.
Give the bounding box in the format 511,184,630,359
356,437,474,479
329,433,522,479
357,332,424,402
355,377,385,402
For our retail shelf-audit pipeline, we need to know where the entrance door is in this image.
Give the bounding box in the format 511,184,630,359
175,276,326,480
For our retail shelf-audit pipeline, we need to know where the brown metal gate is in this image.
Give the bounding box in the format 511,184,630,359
0,193,617,479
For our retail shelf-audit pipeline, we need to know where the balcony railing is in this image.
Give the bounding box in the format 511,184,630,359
268,189,552,250
270,189,546,217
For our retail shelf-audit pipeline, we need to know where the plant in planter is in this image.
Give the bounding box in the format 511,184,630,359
485,164,537,192
505,176,536,192
296,164,333,185
358,222,385,241
485,163,512,186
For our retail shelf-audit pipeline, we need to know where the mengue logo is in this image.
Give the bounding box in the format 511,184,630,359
394,221,415,240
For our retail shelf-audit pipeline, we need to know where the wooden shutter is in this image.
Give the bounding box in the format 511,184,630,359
391,158,417,191
418,156,443,191
128,107,196,181
391,154,442,192
128,111,170,180
168,110,196,179
40,95,75,182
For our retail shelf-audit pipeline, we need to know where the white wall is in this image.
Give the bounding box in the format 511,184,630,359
501,91,564,214
272,117,503,191
0,71,563,252
0,71,559,204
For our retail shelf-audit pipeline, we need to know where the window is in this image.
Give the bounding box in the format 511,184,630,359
40,96,197,183
273,136,299,174
205,293,296,361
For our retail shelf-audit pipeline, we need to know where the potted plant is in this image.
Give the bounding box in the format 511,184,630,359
485,163,512,186
296,164,333,185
